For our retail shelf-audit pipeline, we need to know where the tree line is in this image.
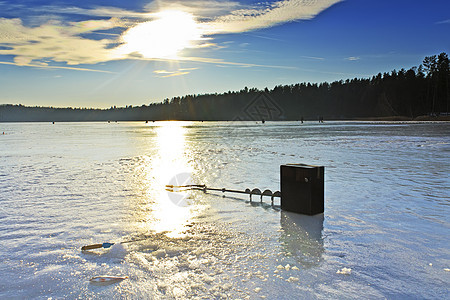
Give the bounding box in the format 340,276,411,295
1,52,448,122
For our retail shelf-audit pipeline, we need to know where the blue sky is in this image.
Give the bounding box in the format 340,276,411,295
0,0,449,108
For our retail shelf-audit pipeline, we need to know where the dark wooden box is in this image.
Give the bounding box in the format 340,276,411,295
281,164,324,215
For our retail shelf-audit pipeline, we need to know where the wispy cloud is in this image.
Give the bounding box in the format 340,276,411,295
0,60,114,73
0,2,152,20
178,56,297,69
205,0,342,34
139,55,297,69
436,19,450,24
154,67,198,78
346,56,360,61
301,55,325,60
144,1,243,18
0,17,122,66
243,32,285,42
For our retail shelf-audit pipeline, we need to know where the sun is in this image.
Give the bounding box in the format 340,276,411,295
117,10,202,59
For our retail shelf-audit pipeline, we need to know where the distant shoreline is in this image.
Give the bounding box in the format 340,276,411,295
1,116,449,123
354,115,450,122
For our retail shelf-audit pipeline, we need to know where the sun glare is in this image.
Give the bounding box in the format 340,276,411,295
137,122,196,238
117,10,202,59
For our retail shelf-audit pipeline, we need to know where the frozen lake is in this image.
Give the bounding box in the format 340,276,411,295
0,121,449,299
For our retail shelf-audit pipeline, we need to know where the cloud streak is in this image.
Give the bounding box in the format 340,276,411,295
179,56,297,69
0,60,114,73
154,68,198,78
436,19,450,24
206,0,342,34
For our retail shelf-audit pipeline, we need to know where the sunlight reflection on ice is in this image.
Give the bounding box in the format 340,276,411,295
138,122,197,238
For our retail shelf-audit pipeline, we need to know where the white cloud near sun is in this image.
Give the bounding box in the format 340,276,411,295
0,0,341,70
0,17,122,66
206,0,342,34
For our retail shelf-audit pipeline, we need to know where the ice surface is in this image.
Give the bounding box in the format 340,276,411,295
0,121,449,299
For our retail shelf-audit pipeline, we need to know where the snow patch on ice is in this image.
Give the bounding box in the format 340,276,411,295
106,243,127,259
337,267,352,275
